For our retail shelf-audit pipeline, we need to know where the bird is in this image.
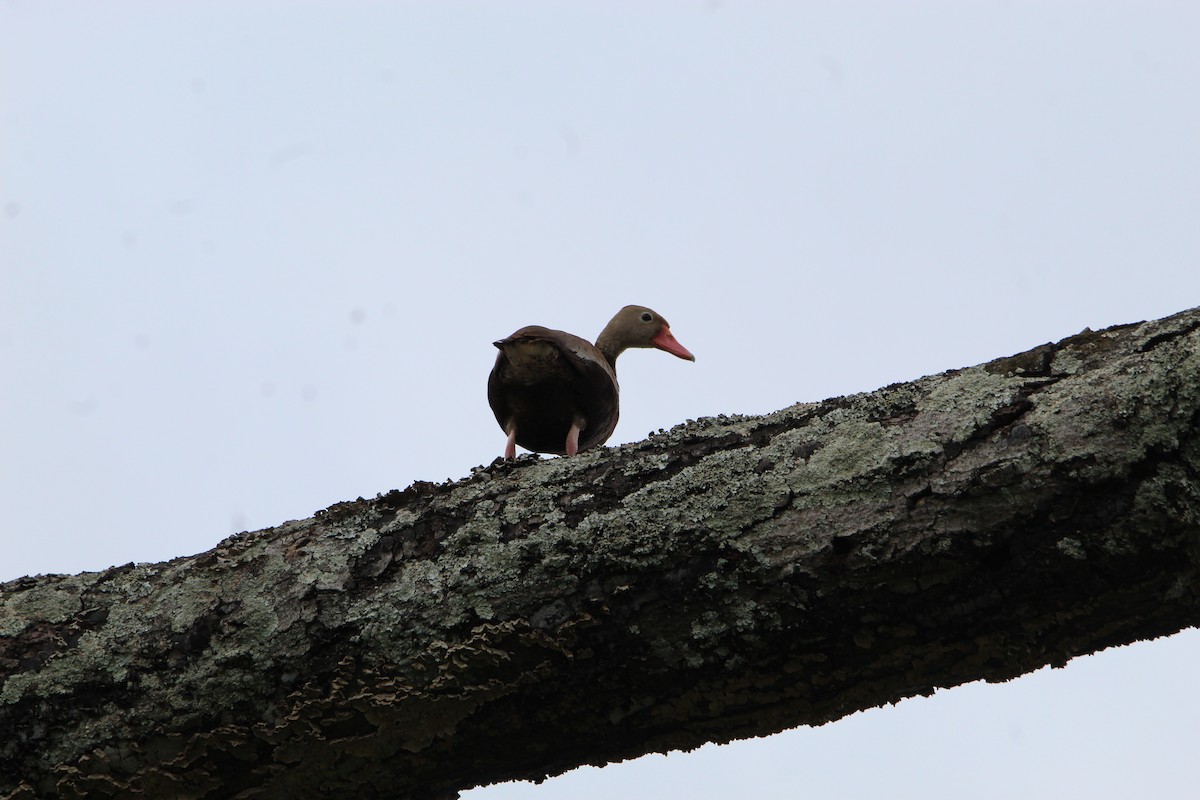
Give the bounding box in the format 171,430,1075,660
488,305,695,459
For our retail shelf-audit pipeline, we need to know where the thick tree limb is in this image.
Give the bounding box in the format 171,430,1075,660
3,308,1200,799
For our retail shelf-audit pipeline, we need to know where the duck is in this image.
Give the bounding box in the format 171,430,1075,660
488,305,695,458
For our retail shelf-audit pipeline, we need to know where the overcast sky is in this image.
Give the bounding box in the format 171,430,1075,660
2,2,1198,797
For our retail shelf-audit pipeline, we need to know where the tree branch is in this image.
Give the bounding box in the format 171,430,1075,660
3,308,1200,799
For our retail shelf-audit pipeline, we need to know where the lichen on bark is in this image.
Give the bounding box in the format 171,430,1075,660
2,307,1199,799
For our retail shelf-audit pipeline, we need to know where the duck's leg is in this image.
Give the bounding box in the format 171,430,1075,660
505,424,518,460
565,416,586,457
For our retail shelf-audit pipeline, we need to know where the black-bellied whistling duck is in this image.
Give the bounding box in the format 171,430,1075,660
488,305,695,458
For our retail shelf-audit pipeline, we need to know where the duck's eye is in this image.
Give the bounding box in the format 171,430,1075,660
640,312,653,323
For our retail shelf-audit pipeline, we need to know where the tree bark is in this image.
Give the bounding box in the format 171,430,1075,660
3,308,1200,799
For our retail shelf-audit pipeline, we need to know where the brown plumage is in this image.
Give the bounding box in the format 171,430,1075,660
488,305,695,458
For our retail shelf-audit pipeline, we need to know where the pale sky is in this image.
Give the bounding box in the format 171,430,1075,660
2,2,1198,798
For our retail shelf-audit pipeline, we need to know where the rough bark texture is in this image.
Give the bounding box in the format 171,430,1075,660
3,308,1200,799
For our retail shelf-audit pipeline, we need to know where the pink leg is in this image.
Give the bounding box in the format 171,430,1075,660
565,419,582,457
505,426,518,460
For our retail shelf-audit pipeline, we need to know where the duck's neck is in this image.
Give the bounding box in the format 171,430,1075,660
594,329,627,373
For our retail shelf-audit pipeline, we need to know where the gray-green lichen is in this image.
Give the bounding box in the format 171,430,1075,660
3,307,1200,798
